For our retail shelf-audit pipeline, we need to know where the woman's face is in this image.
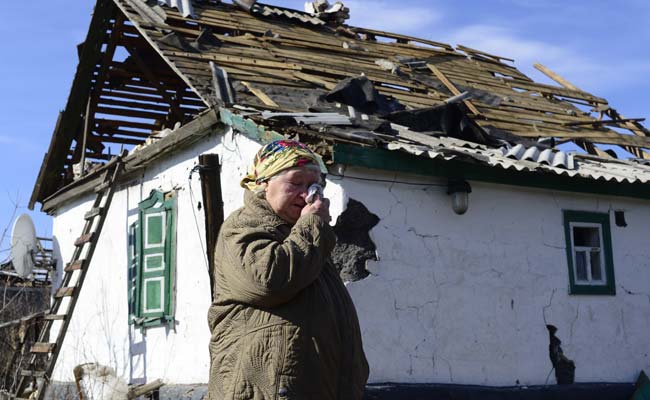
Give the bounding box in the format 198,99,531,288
264,167,321,224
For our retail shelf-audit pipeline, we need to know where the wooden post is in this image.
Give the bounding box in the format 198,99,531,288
79,98,92,177
198,154,224,300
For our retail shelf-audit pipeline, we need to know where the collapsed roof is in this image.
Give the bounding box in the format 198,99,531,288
30,0,650,209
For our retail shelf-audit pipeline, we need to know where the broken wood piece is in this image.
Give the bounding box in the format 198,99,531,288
0,312,46,330
445,91,472,104
240,81,279,107
293,71,337,90
427,64,481,116
533,63,582,92
563,118,645,127
127,379,165,399
457,44,515,63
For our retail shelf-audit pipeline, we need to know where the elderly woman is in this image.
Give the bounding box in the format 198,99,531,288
207,140,369,399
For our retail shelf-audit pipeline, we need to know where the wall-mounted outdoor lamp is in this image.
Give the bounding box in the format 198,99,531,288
447,179,472,215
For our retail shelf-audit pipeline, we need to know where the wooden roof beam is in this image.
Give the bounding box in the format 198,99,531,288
29,0,118,208
123,44,185,125
427,64,481,116
533,63,581,92
534,62,649,158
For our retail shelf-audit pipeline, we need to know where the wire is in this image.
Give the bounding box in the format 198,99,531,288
327,173,448,187
189,165,219,176
187,169,210,273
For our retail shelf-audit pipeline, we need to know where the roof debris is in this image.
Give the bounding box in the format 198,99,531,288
157,0,195,18
28,0,650,208
304,0,350,25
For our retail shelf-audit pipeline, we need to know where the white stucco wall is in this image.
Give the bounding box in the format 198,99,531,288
338,166,650,386
50,127,263,384
50,132,650,386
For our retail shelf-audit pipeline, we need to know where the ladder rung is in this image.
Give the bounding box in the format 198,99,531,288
44,314,66,321
84,207,104,220
74,233,95,246
94,181,111,193
13,156,124,400
31,342,56,354
21,369,46,377
64,260,86,272
54,287,76,298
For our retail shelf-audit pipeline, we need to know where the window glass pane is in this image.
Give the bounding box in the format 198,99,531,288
590,250,603,281
573,226,600,247
575,251,588,281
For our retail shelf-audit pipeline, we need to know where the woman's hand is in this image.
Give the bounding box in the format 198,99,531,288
301,197,331,222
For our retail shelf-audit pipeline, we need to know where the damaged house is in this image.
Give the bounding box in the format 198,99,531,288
17,0,650,398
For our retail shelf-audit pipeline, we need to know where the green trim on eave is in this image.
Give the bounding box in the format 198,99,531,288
219,108,283,143
332,143,650,201
563,211,616,295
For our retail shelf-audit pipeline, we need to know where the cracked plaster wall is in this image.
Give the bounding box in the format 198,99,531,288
47,131,350,386
49,132,650,387
48,127,254,385
339,165,650,386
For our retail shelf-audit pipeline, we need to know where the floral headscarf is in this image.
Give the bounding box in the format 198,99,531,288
240,139,327,191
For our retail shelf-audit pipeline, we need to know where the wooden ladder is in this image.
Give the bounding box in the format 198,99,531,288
11,153,126,400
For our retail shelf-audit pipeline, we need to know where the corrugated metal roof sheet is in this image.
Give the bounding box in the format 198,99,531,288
501,144,575,170
387,134,650,184
252,4,326,25
631,158,650,166
157,0,195,18
260,111,351,125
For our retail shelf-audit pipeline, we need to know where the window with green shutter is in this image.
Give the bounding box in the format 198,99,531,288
563,210,616,295
128,190,176,328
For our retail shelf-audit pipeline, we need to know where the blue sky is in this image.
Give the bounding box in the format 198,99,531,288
1,1,649,259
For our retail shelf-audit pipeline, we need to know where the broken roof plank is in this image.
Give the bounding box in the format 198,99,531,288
240,81,279,107
480,120,650,147
114,0,212,105
427,64,481,115
562,118,646,127
349,26,455,52
29,0,117,209
456,44,515,63
533,62,650,157
534,63,582,92
32,0,650,208
505,80,608,104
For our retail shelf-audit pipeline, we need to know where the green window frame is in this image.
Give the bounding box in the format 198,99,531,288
563,210,616,295
128,190,176,328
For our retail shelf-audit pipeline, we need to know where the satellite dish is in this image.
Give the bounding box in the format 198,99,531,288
10,214,38,278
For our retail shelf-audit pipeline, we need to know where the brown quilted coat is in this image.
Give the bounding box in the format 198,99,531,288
207,191,369,400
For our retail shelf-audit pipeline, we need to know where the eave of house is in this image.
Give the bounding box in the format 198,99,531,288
333,143,650,201
40,109,221,213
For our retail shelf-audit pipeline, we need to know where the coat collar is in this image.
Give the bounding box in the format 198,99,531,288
243,190,290,228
